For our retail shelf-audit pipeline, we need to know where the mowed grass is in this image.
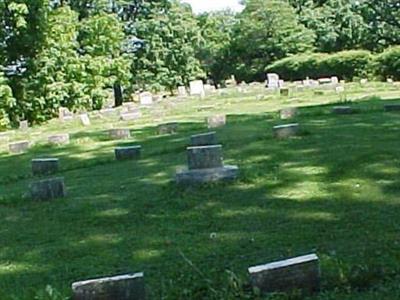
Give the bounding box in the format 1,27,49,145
1,83,400,299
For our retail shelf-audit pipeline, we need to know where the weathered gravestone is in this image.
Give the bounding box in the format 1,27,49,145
318,78,332,85
32,158,59,176
332,106,354,115
207,115,226,129
72,273,146,300
280,88,290,97
248,254,320,295
30,177,66,201
158,122,178,135
190,132,217,147
331,76,339,85
59,107,74,122
79,114,91,126
19,120,29,131
109,129,131,140
139,92,153,105
120,111,141,121
9,141,30,154
176,145,239,184
273,124,300,139
384,104,400,112
115,146,141,161
267,73,280,89
280,108,298,120
177,86,187,97
48,134,70,145
0,132,9,144
360,79,368,85
100,108,117,118
189,80,205,98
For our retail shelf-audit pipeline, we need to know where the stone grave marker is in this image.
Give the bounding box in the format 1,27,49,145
318,78,332,85
384,104,400,112
79,114,91,126
30,177,66,201
100,108,117,118
387,78,394,84
0,132,9,144
190,132,217,147
176,145,239,184
248,254,320,295
32,158,59,176
360,79,368,85
139,92,153,105
109,129,131,140
9,141,30,154
332,106,354,115
190,80,205,98
207,115,226,129
280,108,298,120
267,73,280,89
273,124,300,139
48,133,70,145
280,88,289,97
120,111,141,121
158,122,178,135
19,120,29,131
59,107,74,122
331,76,339,85
72,273,146,300
115,146,141,161
178,86,187,97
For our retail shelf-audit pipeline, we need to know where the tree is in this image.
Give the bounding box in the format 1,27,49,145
0,70,16,128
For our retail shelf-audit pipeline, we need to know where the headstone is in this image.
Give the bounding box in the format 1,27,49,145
120,111,141,121
278,80,285,88
207,115,226,129
48,134,70,145
318,78,332,85
332,106,354,115
196,105,215,112
176,145,239,184
9,141,30,154
331,76,339,85
115,146,141,161
72,273,145,300
139,92,153,105
360,79,368,85
267,73,280,89
100,108,117,118
313,91,324,96
387,78,394,84
158,122,178,135
122,102,137,112
384,104,400,112
190,80,205,98
280,108,298,120
178,86,187,97
248,254,320,295
109,129,131,140
273,123,300,139
59,107,74,122
79,114,91,126
335,86,345,94
280,88,289,97
19,120,29,131
190,132,218,147
30,177,66,201
32,158,59,176
0,132,9,144
225,75,237,87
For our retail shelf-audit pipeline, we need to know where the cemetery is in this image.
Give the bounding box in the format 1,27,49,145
0,0,400,299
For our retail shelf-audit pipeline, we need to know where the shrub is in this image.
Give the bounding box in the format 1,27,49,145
373,46,400,80
266,50,372,81
0,72,16,128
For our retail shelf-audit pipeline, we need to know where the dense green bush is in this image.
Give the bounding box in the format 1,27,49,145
0,72,15,128
266,50,372,81
373,46,400,80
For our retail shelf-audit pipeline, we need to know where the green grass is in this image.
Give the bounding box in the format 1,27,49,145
1,82,400,299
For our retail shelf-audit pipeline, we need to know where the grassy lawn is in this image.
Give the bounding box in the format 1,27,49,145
1,82,400,299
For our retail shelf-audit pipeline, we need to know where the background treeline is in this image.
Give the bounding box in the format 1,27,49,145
0,0,399,127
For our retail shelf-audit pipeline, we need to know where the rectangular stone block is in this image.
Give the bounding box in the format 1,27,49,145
280,108,298,120
100,108,117,118
19,120,29,130
187,145,223,170
384,104,400,112
158,123,178,135
280,88,289,97
207,115,226,129
190,80,205,97
273,124,300,139
115,146,141,161
120,112,142,121
72,273,145,300
79,114,91,126
30,177,66,201
176,165,239,185
249,254,320,295
139,92,153,105
109,129,131,140
332,106,354,115
190,132,217,147
48,134,70,145
9,141,30,154
59,107,74,122
32,158,59,176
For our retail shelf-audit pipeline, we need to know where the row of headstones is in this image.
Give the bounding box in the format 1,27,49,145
70,253,320,299
267,73,341,90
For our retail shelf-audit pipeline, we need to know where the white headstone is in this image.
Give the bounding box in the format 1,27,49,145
267,73,280,89
79,114,91,126
139,92,153,105
331,76,339,84
178,86,187,96
190,80,205,97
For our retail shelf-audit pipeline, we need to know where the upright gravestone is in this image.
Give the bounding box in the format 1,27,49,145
9,141,30,154
48,134,70,145
158,122,178,135
120,110,141,121
331,76,339,85
79,114,91,126
100,108,117,118
30,177,66,201
190,132,217,147
267,73,280,90
190,80,205,98
139,92,153,105
280,88,289,97
280,108,298,120
19,120,29,131
248,254,320,295
207,115,226,129
72,273,146,300
109,129,131,140
273,124,300,139
177,86,187,97
115,146,141,161
32,158,59,176
176,145,239,184
384,104,400,112
59,107,74,122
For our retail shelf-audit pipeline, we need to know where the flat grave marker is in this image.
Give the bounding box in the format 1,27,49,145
115,146,141,161
30,177,66,201
48,134,70,145
190,132,218,147
32,158,59,176
207,115,226,129
9,141,30,154
109,129,131,140
273,123,300,139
